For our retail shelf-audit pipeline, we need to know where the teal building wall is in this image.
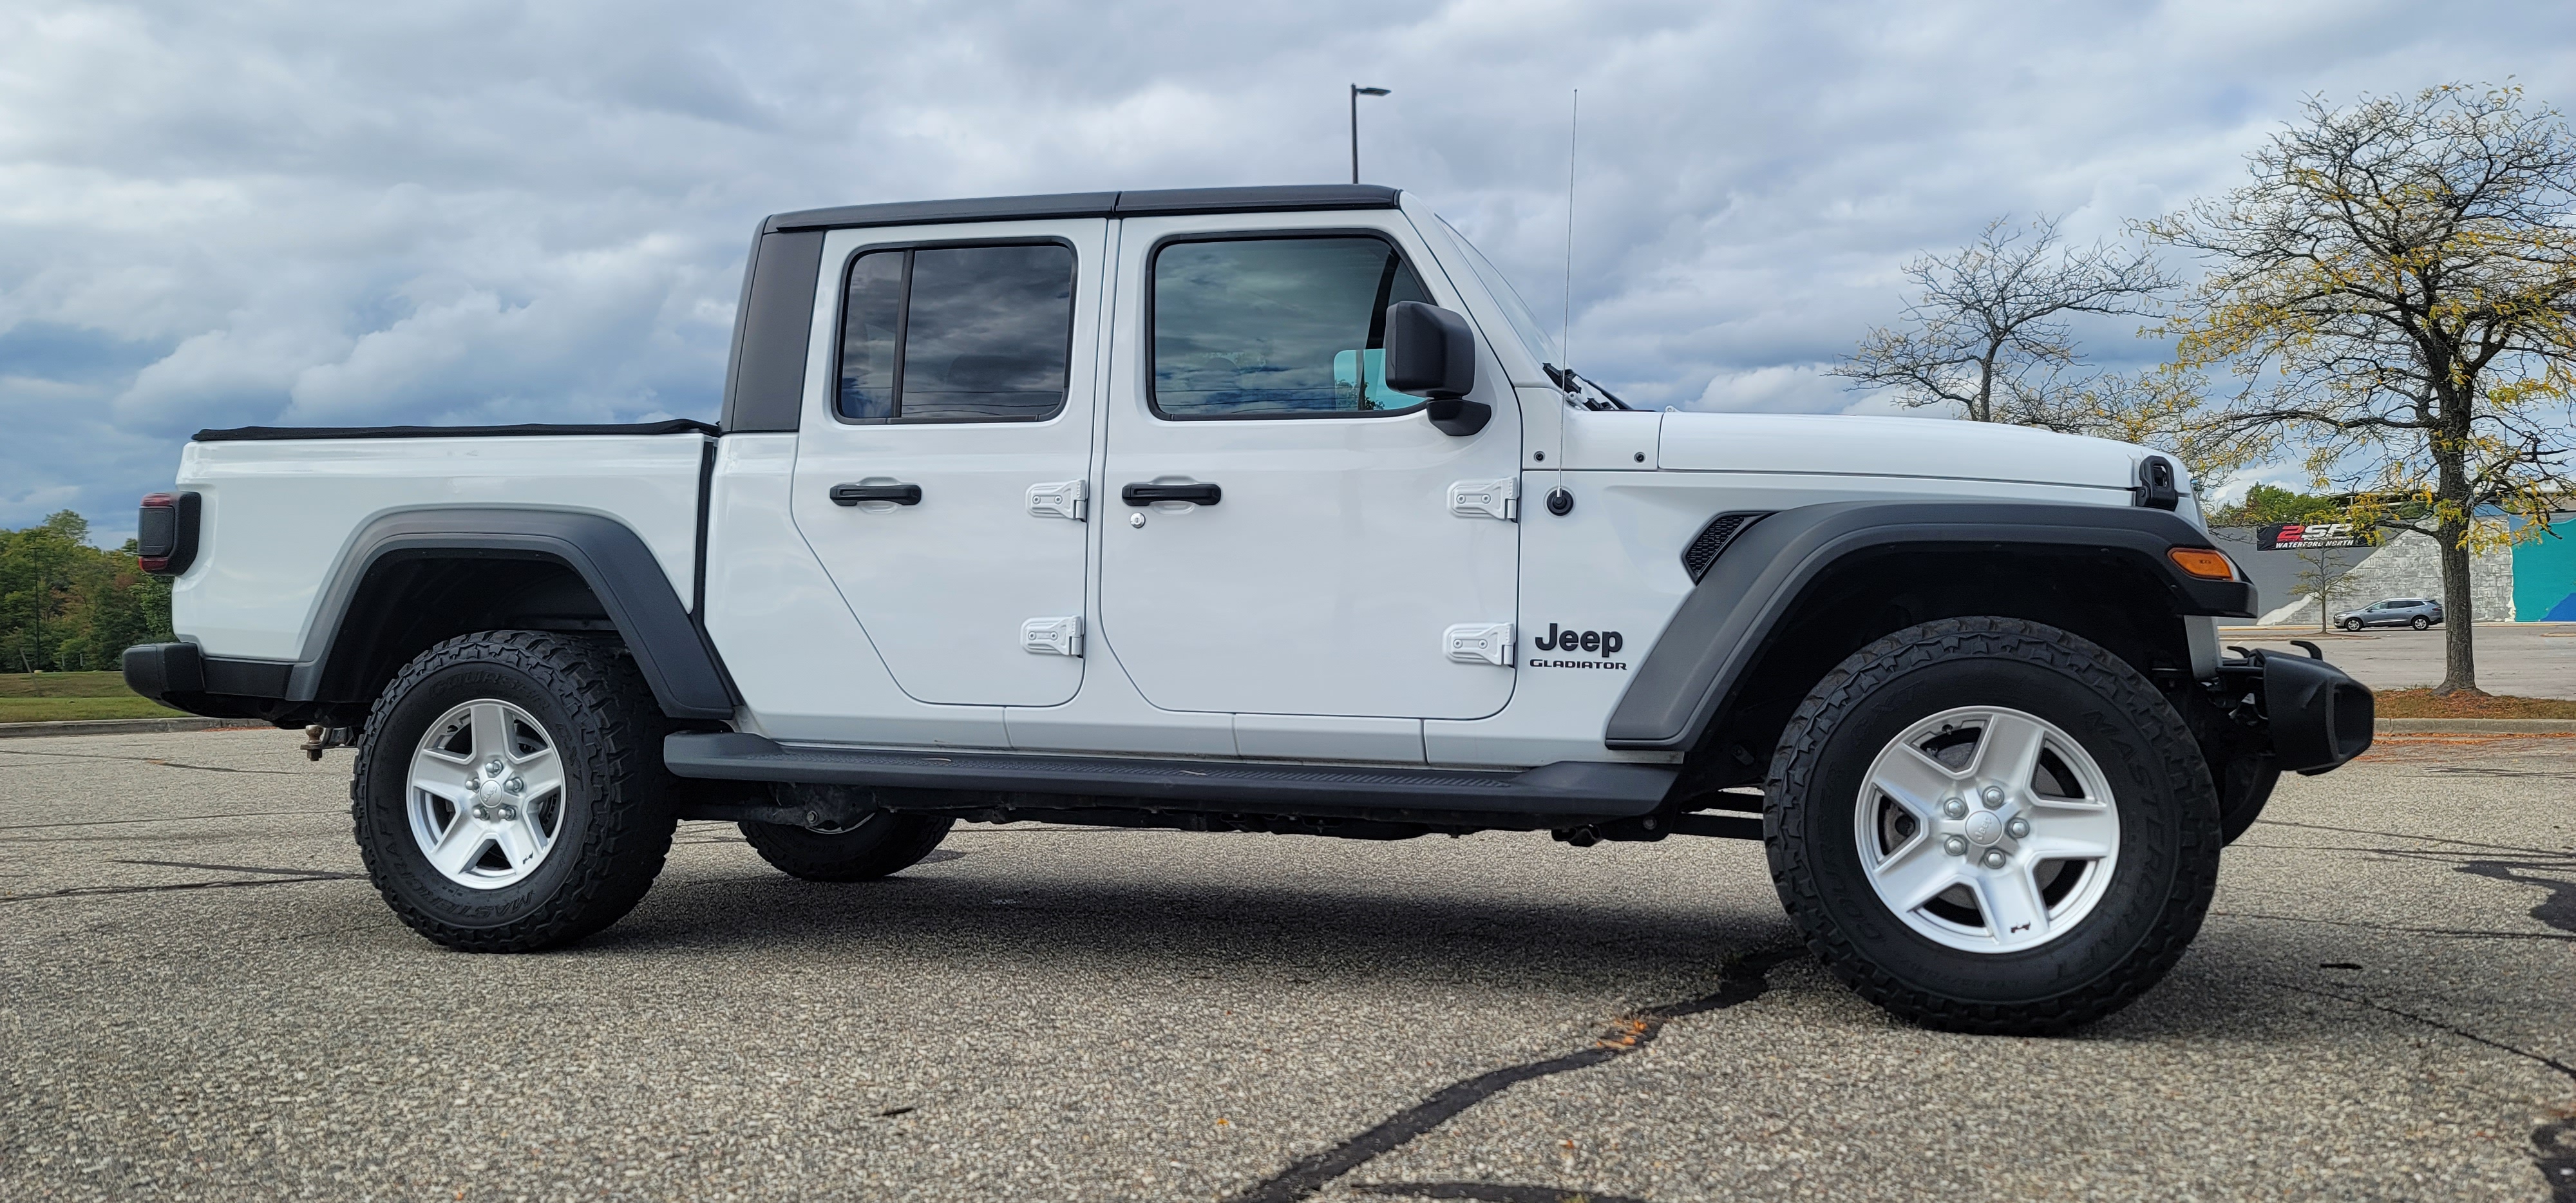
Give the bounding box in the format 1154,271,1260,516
2514,522,2576,621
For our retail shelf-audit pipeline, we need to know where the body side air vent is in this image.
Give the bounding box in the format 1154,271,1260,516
1681,511,1771,583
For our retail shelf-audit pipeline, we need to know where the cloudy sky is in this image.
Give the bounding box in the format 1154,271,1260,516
7,0,2576,539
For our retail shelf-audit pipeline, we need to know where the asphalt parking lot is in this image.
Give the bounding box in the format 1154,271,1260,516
2224,623,2576,699
4,729,2573,1202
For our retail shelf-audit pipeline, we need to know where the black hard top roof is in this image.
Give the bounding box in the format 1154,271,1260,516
762,184,1401,233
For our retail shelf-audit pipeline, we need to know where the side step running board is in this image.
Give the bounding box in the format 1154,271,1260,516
662,732,1675,820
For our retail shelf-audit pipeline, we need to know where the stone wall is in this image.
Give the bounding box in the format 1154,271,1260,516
2255,527,2514,627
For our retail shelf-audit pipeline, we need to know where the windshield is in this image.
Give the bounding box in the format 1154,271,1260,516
1432,214,1560,367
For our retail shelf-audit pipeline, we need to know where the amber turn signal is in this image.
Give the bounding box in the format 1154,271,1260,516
2167,547,2236,580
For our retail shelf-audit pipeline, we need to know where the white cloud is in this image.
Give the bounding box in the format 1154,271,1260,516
5,0,2576,532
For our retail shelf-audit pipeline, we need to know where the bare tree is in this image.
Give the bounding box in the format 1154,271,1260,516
2291,538,2365,634
2144,84,2576,694
1833,216,2175,423
2059,365,2269,488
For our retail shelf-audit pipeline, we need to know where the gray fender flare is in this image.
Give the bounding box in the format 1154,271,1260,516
1604,500,2254,752
290,507,737,721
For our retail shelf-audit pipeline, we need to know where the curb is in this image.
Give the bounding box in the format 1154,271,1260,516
0,717,263,740
2375,718,2576,734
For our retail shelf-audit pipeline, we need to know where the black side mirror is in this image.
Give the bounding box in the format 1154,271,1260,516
1382,301,1488,435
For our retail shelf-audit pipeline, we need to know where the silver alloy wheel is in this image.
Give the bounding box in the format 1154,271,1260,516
406,699,569,889
1853,705,2121,953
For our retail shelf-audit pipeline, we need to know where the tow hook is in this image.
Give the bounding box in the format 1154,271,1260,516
301,725,356,762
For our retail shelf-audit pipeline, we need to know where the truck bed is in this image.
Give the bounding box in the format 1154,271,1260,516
173,425,714,663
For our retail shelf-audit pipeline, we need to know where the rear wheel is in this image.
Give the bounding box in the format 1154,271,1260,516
352,631,677,952
741,811,954,882
1766,617,2221,1035
2411,616,2430,630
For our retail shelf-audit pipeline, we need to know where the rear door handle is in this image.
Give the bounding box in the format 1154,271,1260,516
1121,482,1221,506
830,482,923,506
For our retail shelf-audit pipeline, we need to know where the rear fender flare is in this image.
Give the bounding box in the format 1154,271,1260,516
293,508,737,721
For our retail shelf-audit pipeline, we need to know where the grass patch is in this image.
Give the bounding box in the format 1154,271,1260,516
2374,688,2576,719
0,671,186,723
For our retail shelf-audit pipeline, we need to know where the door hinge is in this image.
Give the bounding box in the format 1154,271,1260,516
1022,616,1084,657
1027,479,1090,521
1444,622,1514,666
1448,478,1517,521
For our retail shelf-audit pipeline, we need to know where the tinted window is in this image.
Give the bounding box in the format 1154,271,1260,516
1151,236,1433,419
835,243,1075,422
840,252,904,420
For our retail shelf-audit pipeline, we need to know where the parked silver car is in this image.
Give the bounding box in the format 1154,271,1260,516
2338,597,2444,630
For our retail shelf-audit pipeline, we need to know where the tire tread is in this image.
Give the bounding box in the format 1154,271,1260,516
1763,616,2221,1035
350,630,674,952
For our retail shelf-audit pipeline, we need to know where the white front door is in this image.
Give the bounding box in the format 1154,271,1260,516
1096,213,1522,719
789,218,1106,707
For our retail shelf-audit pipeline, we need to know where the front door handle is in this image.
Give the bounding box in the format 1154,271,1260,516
1121,482,1221,506
830,482,923,506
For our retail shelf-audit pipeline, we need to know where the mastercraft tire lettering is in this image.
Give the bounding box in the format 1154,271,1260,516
1764,616,2222,1035
350,630,678,952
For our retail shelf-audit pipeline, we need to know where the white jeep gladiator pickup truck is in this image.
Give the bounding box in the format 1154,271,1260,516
122,184,2372,1034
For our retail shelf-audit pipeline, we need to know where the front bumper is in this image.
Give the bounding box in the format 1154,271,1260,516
2215,645,2374,773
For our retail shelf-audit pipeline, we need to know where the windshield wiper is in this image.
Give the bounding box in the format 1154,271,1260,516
1542,364,1633,411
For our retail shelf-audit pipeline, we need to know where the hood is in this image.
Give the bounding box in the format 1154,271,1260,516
1655,412,2168,498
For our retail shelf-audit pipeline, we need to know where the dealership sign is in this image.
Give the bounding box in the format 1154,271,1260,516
2257,521,2365,550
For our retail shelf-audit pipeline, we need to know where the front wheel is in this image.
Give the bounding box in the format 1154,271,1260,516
2411,616,2430,630
2344,618,2365,631
351,631,677,952
1766,617,2221,1036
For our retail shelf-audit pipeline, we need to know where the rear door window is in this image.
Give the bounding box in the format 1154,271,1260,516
836,243,1076,422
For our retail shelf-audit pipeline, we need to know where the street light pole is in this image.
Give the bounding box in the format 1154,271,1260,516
1350,84,1390,184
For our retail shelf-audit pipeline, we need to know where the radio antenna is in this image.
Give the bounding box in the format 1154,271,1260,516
1561,88,1578,388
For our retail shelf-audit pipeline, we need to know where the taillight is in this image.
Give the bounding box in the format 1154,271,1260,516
137,491,201,575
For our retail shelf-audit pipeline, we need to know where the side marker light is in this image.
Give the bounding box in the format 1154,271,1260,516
2168,547,2235,581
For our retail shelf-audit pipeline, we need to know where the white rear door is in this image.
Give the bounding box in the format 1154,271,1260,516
789,218,1106,707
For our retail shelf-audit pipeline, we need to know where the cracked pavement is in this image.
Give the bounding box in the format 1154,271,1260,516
3,729,2572,1201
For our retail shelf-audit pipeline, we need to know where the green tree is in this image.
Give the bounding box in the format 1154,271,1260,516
0,511,173,674
2145,84,2576,694
2207,483,2347,526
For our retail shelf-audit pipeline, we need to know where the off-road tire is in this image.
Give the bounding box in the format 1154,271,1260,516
352,630,677,952
1765,616,2223,1036
740,812,954,882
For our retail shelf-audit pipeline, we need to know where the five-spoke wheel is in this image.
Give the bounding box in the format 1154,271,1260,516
1855,706,2119,953
352,630,676,952
1766,616,2222,1035
407,699,568,889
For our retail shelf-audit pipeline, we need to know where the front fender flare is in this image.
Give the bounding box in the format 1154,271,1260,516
1604,500,2253,752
